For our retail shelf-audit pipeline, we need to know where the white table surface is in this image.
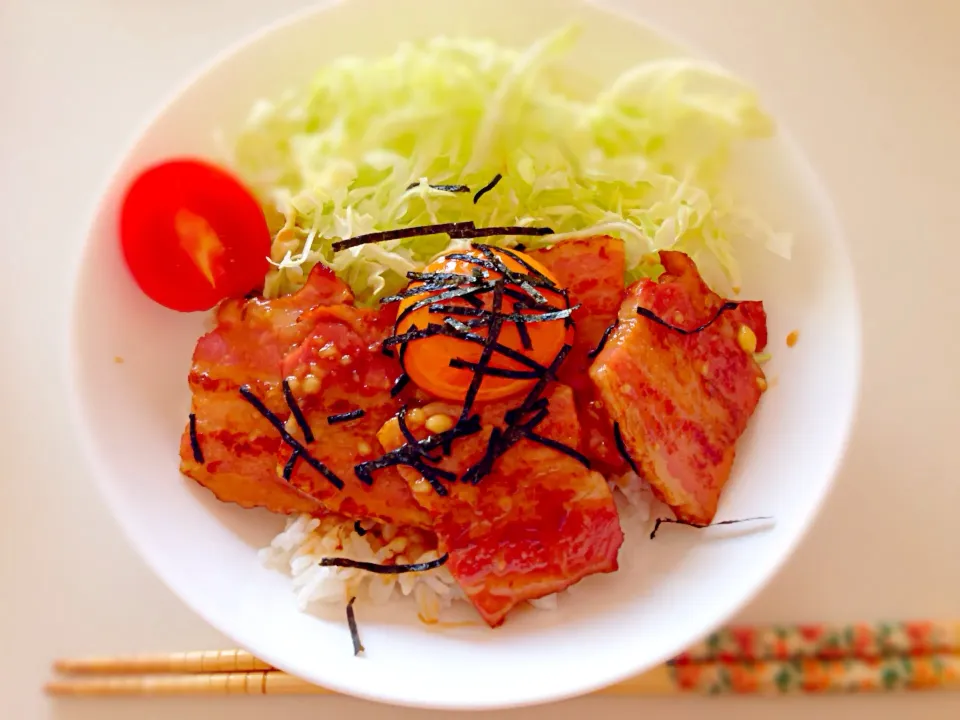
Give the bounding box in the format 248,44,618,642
3,0,959,717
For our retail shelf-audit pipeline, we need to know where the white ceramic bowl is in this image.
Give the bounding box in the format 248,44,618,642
67,0,861,709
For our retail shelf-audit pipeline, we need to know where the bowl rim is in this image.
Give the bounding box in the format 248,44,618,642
63,0,863,709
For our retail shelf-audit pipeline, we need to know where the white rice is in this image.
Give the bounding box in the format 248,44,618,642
260,477,659,623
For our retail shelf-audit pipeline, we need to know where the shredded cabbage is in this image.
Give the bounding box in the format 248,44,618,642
225,25,788,303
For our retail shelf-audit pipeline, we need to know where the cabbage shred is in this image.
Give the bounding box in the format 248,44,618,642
227,26,787,304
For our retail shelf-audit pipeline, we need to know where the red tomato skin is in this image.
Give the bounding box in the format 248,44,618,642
119,158,271,312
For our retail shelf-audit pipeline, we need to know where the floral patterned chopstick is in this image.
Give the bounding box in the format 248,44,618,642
672,620,960,664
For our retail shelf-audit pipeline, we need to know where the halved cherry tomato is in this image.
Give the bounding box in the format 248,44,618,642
397,247,573,403
119,158,271,312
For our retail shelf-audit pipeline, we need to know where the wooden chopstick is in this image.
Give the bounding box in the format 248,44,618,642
48,620,960,698
45,655,960,697
54,650,271,675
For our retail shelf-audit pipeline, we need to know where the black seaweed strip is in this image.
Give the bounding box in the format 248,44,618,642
406,270,488,283
282,451,299,481
390,373,410,398
457,279,505,424
353,414,482,481
282,379,315,444
612,421,641,477
487,244,552,283
472,173,502,203
321,554,450,574
649,516,774,540
346,597,364,656
381,275,480,304
452,225,555,239
332,221,475,252
502,286,562,309
391,281,496,326
518,343,572,414
523,431,592,469
441,318,547,372
327,408,365,425
447,359,541,380
238,385,345,490
188,413,203,463
461,403,550,485
383,323,446,349
512,302,533,350
381,345,395,358
504,397,548,425
587,320,620,359
398,406,441,462
353,520,368,537
405,182,470,193
429,304,577,324
637,301,740,335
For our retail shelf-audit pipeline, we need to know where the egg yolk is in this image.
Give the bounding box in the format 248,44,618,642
396,247,572,403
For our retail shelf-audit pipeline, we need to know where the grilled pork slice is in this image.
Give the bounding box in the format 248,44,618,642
276,304,433,528
377,384,624,627
178,265,352,515
530,236,627,472
589,250,768,525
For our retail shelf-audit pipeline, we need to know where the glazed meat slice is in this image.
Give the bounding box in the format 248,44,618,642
276,304,432,528
589,250,768,525
179,265,352,515
530,236,627,472
377,384,624,627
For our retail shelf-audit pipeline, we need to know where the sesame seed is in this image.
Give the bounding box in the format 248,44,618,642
786,330,799,348
302,375,320,394
284,416,298,434
340,355,353,366
757,377,768,391
285,375,300,393
425,414,454,434
357,440,372,455
407,408,425,426
113,356,124,364
738,325,758,354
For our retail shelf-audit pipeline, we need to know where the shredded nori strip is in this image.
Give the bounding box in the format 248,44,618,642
282,379,315,444
188,413,203,463
513,307,533,350
353,414,483,485
588,320,619,359
353,520,368,537
405,182,470,193
238,385,345,490
428,304,577,325
451,225,555,239
390,373,410,398
381,274,480,303
391,282,497,327
332,221,476,252
457,278,505,423
397,406,440,462
448,358,541,379
473,173,502,203
523,431,591,468
282,451,299,481
612,421,641,477
650,516,774,540
440,318,547,372
320,553,450,574
488,244,551,283
637,301,740,335
326,408,365,425
346,597,364,656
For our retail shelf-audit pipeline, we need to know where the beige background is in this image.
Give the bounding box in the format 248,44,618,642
2,0,958,717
